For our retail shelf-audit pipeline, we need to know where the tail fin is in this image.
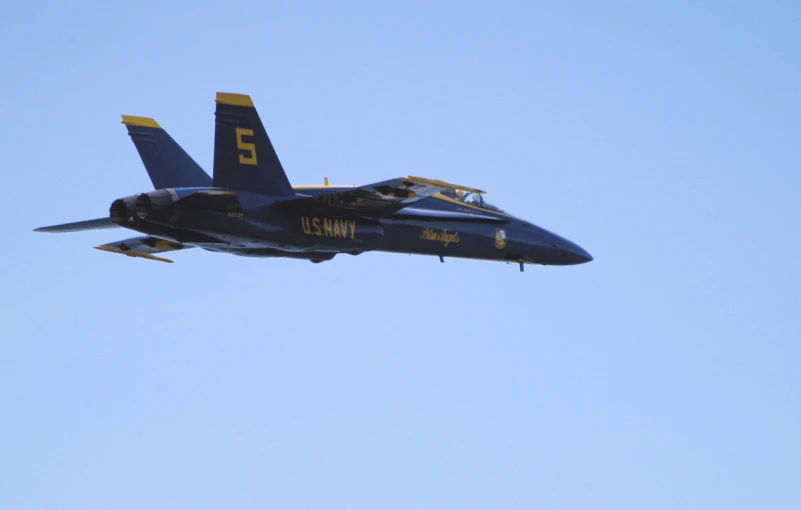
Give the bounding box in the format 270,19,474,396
122,116,212,189
213,93,294,196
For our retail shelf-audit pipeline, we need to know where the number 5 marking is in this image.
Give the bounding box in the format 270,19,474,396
236,127,258,165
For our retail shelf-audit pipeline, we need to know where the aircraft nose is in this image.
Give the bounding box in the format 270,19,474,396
524,224,593,265
565,241,593,264
552,234,593,264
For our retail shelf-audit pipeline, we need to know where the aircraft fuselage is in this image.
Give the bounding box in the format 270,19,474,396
115,186,592,267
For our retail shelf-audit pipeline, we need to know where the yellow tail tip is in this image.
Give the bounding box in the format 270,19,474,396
216,92,254,107
121,115,161,128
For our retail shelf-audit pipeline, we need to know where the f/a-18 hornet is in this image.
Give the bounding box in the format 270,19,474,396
36,93,592,271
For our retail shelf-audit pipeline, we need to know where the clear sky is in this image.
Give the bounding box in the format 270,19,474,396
2,1,799,508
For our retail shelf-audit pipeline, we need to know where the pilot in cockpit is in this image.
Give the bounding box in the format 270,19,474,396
440,188,500,211
442,188,479,203
461,191,484,207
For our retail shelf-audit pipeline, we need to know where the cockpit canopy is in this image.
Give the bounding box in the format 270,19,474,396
439,188,505,213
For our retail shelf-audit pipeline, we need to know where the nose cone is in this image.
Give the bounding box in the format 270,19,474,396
561,239,593,264
518,222,593,265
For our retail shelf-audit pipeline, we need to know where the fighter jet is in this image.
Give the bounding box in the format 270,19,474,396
35,93,592,271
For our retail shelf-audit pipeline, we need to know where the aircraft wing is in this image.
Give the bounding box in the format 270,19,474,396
94,236,191,263
293,176,487,215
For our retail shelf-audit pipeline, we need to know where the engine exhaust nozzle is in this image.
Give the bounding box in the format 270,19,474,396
109,196,138,223
134,190,177,224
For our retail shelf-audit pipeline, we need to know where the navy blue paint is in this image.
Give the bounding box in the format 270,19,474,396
100,186,592,267
38,101,592,268
125,124,212,189
212,101,294,197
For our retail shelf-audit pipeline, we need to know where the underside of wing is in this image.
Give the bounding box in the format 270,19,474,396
94,236,191,263
293,176,486,215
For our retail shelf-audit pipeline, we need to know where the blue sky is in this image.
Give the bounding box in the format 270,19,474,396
2,1,799,508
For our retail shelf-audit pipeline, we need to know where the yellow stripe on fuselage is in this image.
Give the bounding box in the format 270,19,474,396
121,115,161,128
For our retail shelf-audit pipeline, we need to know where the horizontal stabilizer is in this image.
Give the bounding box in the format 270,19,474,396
35,217,119,233
94,236,192,263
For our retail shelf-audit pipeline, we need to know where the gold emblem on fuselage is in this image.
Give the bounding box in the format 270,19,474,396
495,228,507,249
420,228,460,246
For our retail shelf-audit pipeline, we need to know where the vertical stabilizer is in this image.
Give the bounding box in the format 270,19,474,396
121,116,211,189
212,93,294,196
